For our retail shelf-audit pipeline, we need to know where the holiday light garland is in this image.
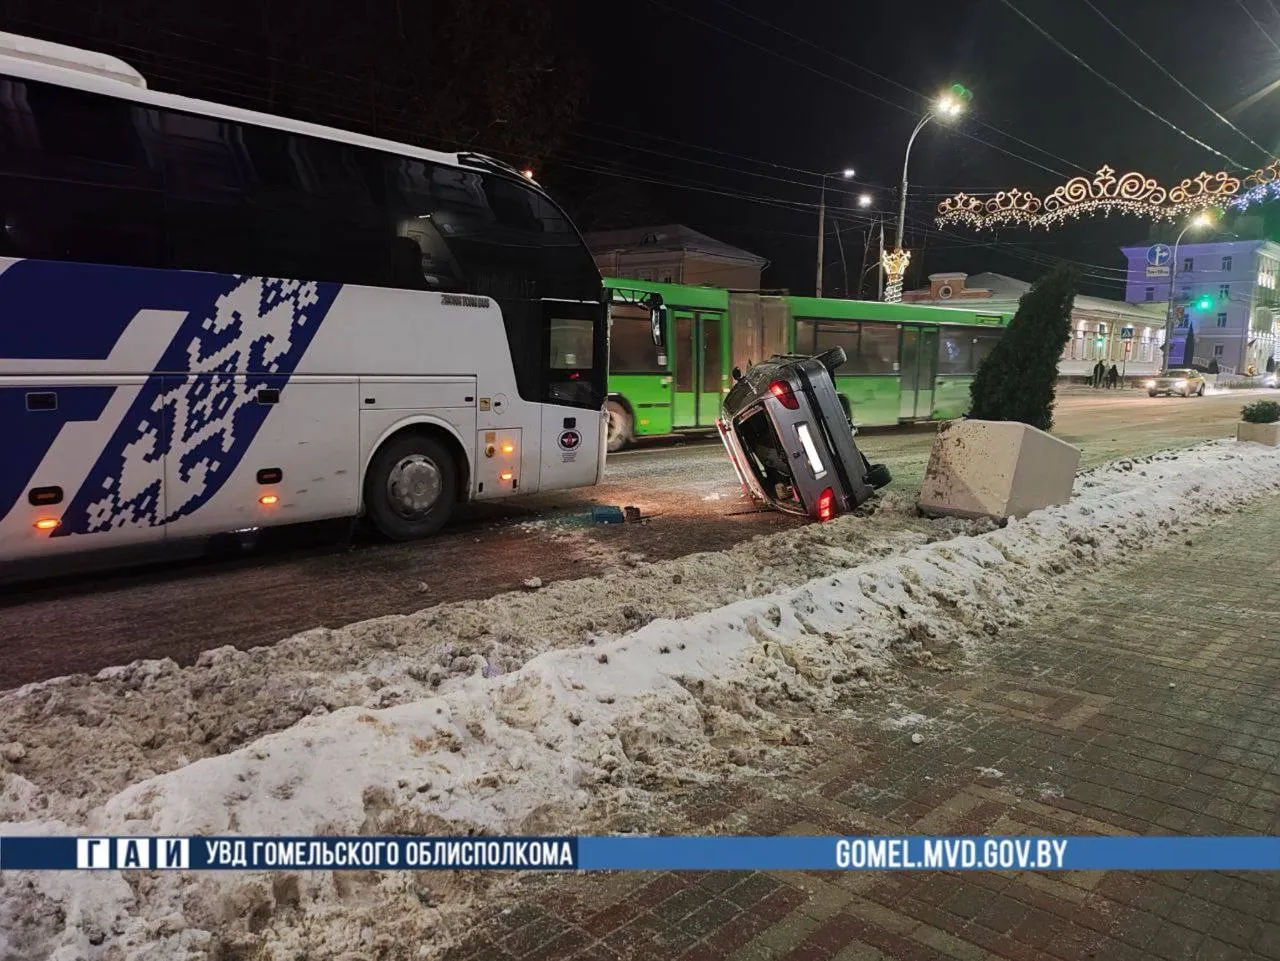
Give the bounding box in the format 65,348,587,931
1228,159,1280,212
935,160,1280,230
880,248,911,303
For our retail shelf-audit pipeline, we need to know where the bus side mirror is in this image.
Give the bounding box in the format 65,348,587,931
650,305,665,348
731,367,743,382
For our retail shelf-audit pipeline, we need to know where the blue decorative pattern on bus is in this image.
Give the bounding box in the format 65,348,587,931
0,386,116,520
0,259,235,360
52,273,341,535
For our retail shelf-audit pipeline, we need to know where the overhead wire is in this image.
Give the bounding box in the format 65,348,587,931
992,0,1251,169
636,0,1075,179
1077,0,1272,161
705,0,1094,176
1232,0,1280,57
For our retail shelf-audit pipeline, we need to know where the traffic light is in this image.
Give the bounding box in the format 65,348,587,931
950,83,973,103
1196,294,1214,311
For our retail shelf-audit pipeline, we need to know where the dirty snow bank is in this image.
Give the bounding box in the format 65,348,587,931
4,441,1280,960
0,490,972,823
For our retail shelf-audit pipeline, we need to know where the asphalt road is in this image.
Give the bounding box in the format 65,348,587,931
0,387,1268,688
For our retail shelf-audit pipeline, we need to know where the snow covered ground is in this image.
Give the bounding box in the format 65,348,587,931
3,441,1280,960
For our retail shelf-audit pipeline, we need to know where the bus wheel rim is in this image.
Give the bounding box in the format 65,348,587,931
607,407,624,442
388,455,443,518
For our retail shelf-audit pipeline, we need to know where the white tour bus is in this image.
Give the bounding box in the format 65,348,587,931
0,33,615,574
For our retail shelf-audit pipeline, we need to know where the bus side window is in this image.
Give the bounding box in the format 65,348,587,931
382,157,467,293
0,78,164,269
857,324,899,375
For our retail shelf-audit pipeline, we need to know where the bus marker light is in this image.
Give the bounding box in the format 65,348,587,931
259,494,279,506
816,488,836,522
499,471,514,482
34,517,60,531
485,444,495,458
501,442,515,454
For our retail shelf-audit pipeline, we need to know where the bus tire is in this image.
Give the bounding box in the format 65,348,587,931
364,433,458,541
606,398,634,453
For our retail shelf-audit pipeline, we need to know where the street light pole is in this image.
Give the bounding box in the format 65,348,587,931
816,169,854,297
884,88,966,302
896,113,934,251
1162,212,1213,374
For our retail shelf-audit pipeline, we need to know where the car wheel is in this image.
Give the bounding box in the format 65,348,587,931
1148,390,1157,397
364,434,457,541
605,399,633,453
1197,384,1205,396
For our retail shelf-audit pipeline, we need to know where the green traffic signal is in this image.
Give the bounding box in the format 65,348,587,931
1196,295,1213,310
950,83,973,102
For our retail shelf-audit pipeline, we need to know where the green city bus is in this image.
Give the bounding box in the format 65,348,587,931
604,278,1011,452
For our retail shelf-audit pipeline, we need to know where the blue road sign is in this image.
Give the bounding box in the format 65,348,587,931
1147,244,1172,268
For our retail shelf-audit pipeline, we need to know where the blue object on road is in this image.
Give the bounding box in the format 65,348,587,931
591,506,625,524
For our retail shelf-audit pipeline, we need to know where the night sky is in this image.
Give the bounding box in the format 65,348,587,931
7,0,1279,298
555,0,1280,297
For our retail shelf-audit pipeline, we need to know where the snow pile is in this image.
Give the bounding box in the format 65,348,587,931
3,442,1280,960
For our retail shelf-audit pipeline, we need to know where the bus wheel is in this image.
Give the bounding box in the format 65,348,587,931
365,434,458,540
606,399,633,453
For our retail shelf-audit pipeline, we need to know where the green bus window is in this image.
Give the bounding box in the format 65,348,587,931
794,319,817,354
937,328,974,374
972,329,1003,370
815,323,860,362
857,323,899,374
610,314,666,373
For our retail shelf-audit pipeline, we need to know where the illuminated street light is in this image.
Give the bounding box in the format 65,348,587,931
886,85,970,301
895,87,969,251
1162,211,1216,374
858,193,873,208
816,167,856,297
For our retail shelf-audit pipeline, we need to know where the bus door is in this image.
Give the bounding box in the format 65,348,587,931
899,325,939,420
672,311,724,428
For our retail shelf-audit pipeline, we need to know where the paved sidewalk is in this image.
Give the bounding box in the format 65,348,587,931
447,496,1280,961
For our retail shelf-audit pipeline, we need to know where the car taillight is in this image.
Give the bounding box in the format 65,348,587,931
817,487,836,522
769,380,799,409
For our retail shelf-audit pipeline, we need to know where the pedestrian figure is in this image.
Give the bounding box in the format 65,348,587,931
1107,364,1119,389
1092,359,1105,388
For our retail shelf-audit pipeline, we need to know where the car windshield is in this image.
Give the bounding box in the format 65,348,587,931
1165,370,1194,377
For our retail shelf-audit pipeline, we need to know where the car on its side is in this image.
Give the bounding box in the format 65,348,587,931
717,348,890,522
1144,369,1206,397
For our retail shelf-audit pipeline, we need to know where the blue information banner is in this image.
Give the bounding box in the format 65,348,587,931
1,835,1278,872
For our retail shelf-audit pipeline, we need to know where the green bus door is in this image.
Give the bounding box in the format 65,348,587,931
673,312,724,428
899,326,939,420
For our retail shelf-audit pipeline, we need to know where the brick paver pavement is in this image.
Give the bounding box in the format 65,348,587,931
446,496,1280,961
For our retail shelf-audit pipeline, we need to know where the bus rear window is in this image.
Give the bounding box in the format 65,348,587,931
550,318,595,370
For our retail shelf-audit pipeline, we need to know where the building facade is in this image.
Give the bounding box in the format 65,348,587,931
1121,239,1280,375
584,225,768,290
903,271,1167,378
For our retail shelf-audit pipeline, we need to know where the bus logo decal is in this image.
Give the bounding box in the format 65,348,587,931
54,270,341,536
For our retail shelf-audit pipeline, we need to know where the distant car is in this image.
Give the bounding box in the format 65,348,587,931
716,347,891,522
1145,369,1206,397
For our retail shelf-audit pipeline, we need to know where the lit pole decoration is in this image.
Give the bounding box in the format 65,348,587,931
880,247,912,304
889,85,969,302
1162,211,1215,374
816,168,856,297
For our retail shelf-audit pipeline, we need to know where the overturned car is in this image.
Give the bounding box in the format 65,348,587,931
717,347,891,521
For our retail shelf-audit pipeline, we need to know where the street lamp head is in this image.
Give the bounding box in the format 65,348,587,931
1191,210,1214,228
858,193,873,208
935,93,964,119
842,168,856,178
